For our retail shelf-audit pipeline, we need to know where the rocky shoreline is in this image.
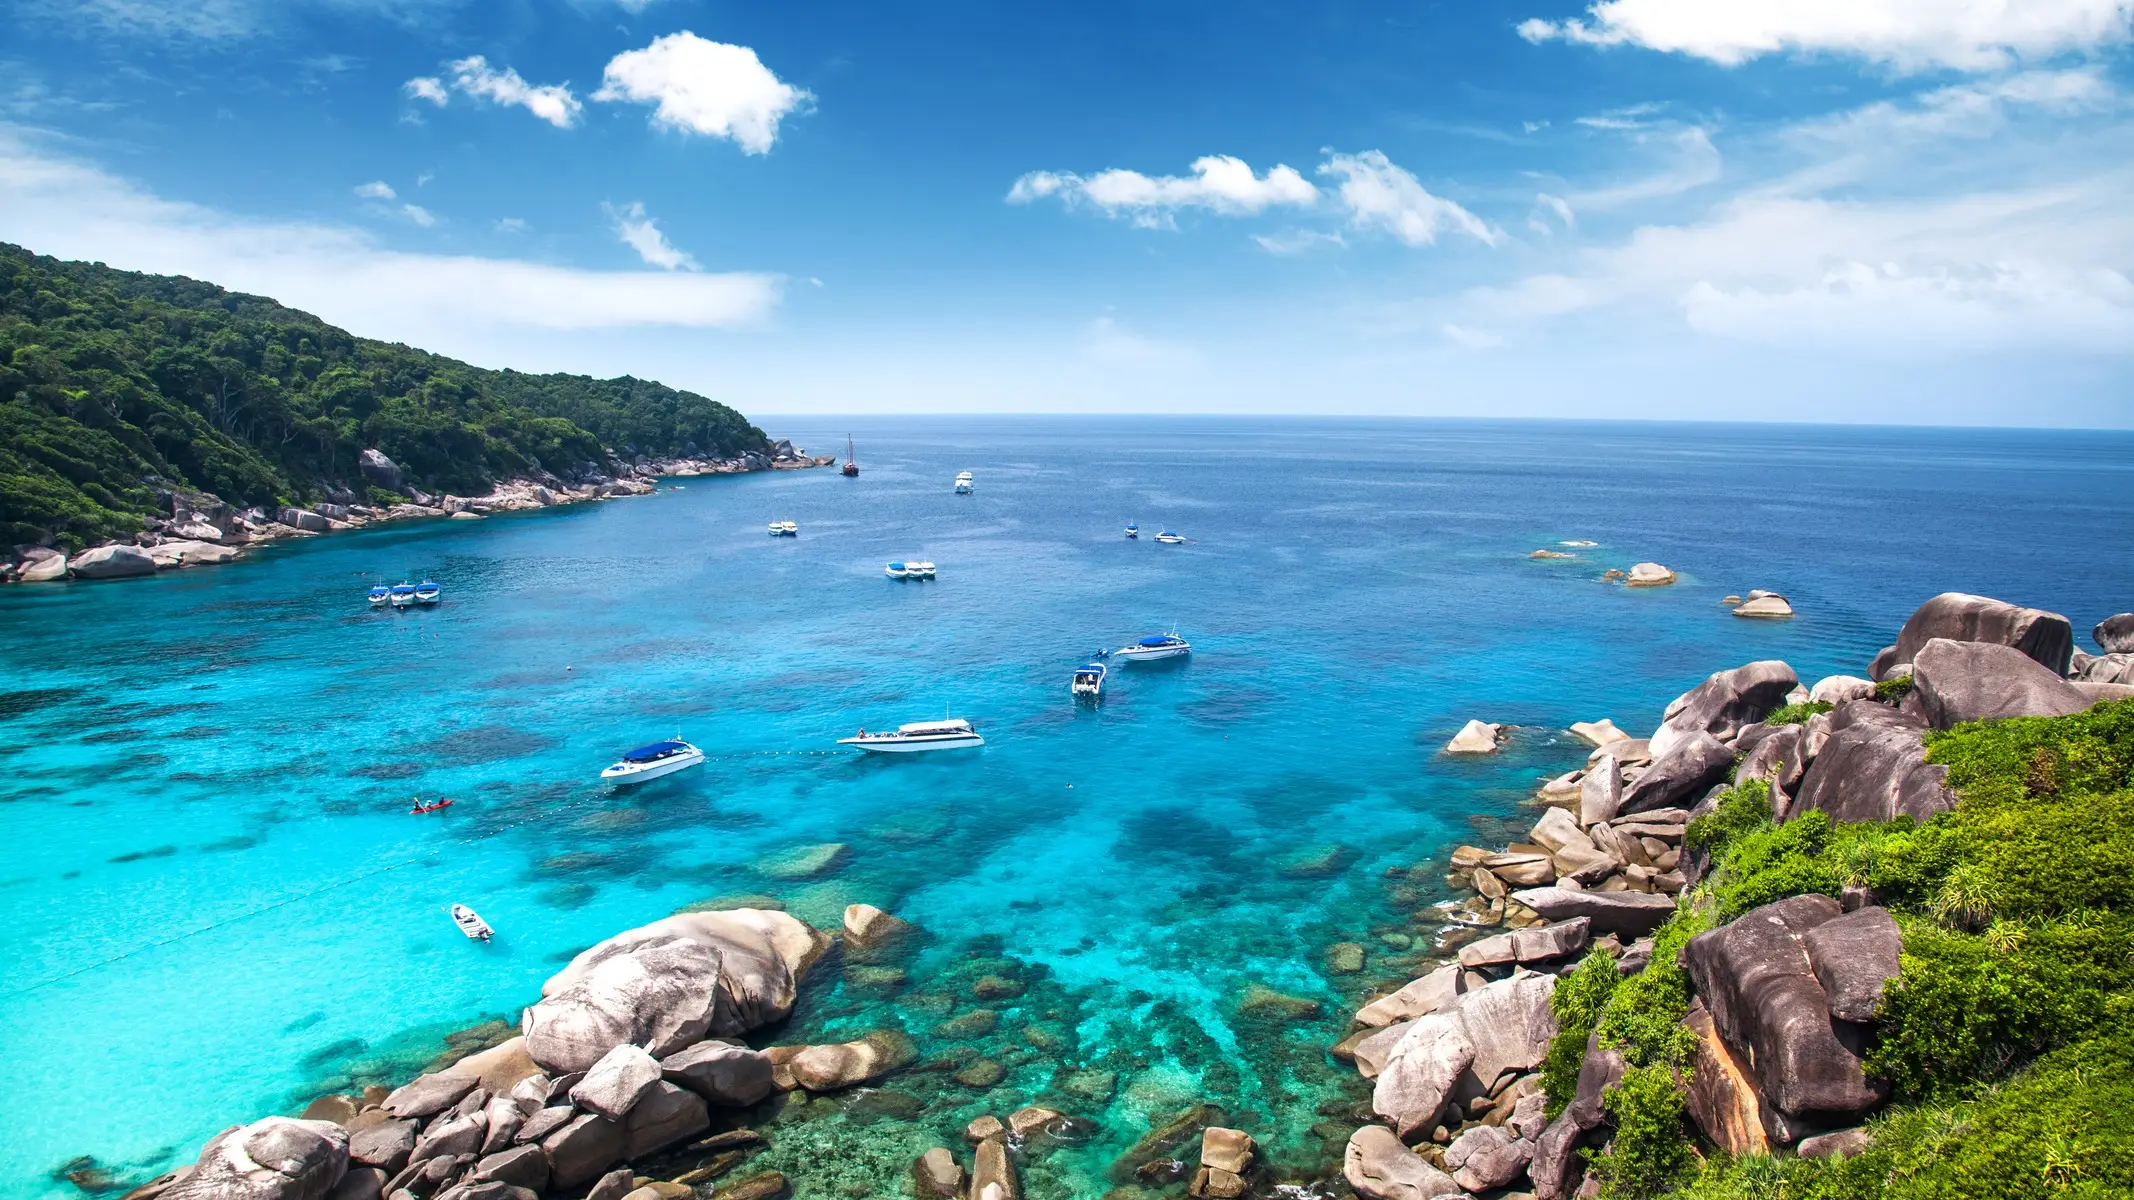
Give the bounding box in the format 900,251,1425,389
70,593,2134,1200
3,441,836,586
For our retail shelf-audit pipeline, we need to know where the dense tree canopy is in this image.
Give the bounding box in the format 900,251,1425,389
0,243,768,547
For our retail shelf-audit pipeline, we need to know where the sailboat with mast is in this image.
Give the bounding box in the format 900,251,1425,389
842,435,860,477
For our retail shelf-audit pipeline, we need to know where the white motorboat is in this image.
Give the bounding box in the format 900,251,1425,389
885,562,911,579
450,904,494,942
1153,530,1186,545
955,471,974,495
1071,662,1107,698
768,519,798,536
388,582,417,608
599,739,706,785
367,585,390,607
1124,523,1139,539
1114,633,1191,661
907,561,937,580
838,718,984,753
414,580,441,605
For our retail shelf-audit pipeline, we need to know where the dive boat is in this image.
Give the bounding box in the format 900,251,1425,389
368,585,391,607
954,471,974,495
907,561,937,580
409,797,454,815
838,718,984,754
885,562,911,579
414,580,441,605
842,435,860,477
1153,530,1186,545
599,739,706,785
1114,633,1191,661
389,582,418,608
450,904,494,942
1124,523,1139,539
1071,662,1107,698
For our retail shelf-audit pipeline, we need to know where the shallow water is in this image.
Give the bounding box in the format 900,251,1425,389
2,417,2130,1197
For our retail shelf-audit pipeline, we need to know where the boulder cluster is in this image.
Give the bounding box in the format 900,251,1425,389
4,444,832,585
1335,590,2132,1200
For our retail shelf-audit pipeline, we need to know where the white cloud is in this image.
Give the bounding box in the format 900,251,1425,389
353,180,395,200
411,56,581,128
1517,0,2134,71
0,129,780,340
613,0,663,10
1254,229,1348,255
1536,193,1576,227
1567,127,1723,210
1788,68,2119,149
1442,323,1508,350
1319,150,1500,247
593,32,811,154
494,217,529,234
604,200,696,270
400,203,436,228
1008,156,1319,228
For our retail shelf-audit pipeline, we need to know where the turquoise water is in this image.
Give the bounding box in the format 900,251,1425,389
3,418,2130,1197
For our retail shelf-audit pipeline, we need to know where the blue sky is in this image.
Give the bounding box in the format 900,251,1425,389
3,0,2132,425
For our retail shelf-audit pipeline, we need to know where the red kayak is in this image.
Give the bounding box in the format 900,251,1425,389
410,798,454,815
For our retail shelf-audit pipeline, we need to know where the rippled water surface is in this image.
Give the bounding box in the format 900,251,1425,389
3,418,2130,1197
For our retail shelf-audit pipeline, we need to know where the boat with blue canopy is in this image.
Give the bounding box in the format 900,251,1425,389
1113,633,1191,662
367,585,390,607
599,738,706,785
388,582,417,608
414,580,441,604
1072,662,1107,698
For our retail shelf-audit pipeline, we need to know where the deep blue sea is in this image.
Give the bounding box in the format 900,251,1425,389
3,418,2130,1198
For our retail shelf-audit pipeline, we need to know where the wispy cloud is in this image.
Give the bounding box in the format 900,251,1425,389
404,57,582,128
603,200,695,270
1080,316,1198,367
1319,150,1499,247
353,180,395,200
1008,155,1318,228
594,32,812,154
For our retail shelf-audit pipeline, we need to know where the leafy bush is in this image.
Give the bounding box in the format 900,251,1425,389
1875,675,1914,702
1765,700,1833,726
1684,778,1773,857
1592,1064,1699,1200
1542,950,1620,1117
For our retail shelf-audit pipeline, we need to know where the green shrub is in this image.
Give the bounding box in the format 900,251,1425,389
1590,1064,1700,1200
1541,950,1620,1117
1684,778,1773,857
1765,700,1834,726
1875,675,1914,702
1595,909,1704,1070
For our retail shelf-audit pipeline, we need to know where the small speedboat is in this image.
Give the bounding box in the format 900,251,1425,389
600,739,706,785
767,520,798,537
450,904,494,942
409,797,454,815
1124,523,1139,539
415,580,441,605
907,561,937,580
886,562,911,579
367,585,390,607
839,718,984,754
388,582,417,608
1114,633,1191,661
1072,662,1107,698
1153,531,1186,545
955,471,974,495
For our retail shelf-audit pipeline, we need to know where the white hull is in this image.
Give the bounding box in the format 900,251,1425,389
841,734,984,753
1114,645,1189,661
601,749,706,784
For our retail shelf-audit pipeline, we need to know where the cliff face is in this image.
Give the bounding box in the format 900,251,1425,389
0,243,769,549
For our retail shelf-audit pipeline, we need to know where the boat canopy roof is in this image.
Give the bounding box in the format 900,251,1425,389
1138,635,1183,646
1076,663,1107,672
390,584,417,593
895,718,972,734
368,585,389,593
621,740,691,762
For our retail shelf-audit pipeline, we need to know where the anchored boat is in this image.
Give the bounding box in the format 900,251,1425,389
388,582,418,608
1113,633,1191,662
838,718,984,754
367,585,390,607
414,580,441,605
1072,662,1107,699
842,435,860,477
954,471,974,495
600,739,706,785
1124,523,1139,539
1153,530,1186,545
450,904,494,942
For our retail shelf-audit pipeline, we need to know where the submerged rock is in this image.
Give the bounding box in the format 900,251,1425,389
786,1030,918,1091
757,843,849,880
911,1148,964,1199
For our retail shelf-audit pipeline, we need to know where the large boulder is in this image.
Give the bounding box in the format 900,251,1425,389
1620,731,1735,816
2076,654,2134,685
17,549,69,582
1884,592,2073,678
148,540,240,568
1787,702,1955,824
570,1044,661,1119
1735,724,1807,801
165,1118,349,1200
1802,906,1902,1023
439,1038,543,1096
1681,895,1886,1138
622,1081,709,1158
1344,1126,1462,1199
1355,964,1462,1028
68,544,157,579
541,1114,627,1190
1511,887,1677,938
786,1030,918,1091
359,449,404,491
1373,973,1555,1136
1459,918,1590,968
1809,676,1877,706
1648,661,1799,758
522,909,825,1072
660,1041,774,1107
1444,720,1501,754
1910,639,2090,729
1683,1000,1768,1159
2097,614,2134,655
382,1073,481,1120
1444,1122,1533,1192
1579,756,1626,826
347,1119,415,1174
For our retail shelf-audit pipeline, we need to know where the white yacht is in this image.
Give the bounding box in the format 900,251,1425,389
599,739,706,785
367,585,390,607
388,582,418,608
838,718,984,753
1154,530,1186,545
414,580,441,605
955,471,974,495
768,520,798,536
1114,633,1191,661
450,904,494,942
885,562,911,579
1071,662,1107,698
907,561,937,580
1124,523,1139,539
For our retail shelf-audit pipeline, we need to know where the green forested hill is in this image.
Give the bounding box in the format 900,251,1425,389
0,243,769,547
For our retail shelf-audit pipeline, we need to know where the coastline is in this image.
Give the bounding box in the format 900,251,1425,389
3,446,838,587
77,591,2134,1200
